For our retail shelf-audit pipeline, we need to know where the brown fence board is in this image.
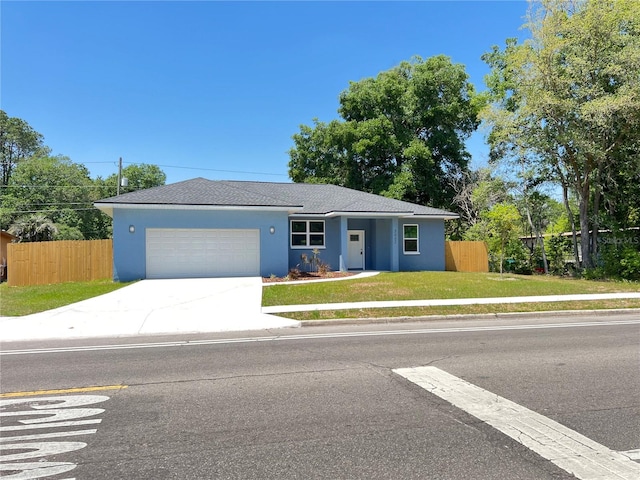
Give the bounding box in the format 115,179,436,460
7,240,113,286
445,241,489,273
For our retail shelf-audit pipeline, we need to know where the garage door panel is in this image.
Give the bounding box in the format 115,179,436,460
146,228,260,278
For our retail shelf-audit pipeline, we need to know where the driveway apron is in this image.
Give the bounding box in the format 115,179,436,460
1,278,299,342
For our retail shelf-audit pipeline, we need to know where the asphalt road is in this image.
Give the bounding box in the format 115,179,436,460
1,313,639,479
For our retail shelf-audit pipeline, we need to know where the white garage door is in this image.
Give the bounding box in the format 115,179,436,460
146,228,260,278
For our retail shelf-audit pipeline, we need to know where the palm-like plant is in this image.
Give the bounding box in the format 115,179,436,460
9,214,58,242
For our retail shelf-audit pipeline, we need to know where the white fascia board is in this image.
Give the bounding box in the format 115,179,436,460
94,203,300,215
288,212,404,219
323,211,412,218
288,211,458,220
403,214,460,221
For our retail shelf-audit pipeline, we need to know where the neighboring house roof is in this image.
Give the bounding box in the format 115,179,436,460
95,178,458,219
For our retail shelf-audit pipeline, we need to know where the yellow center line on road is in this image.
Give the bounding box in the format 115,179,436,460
0,384,128,398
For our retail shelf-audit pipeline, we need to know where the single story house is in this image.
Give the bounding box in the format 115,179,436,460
95,178,458,282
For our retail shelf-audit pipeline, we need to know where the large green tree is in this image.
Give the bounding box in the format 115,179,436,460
0,110,48,186
101,163,166,196
289,55,483,209
482,0,640,269
2,156,109,239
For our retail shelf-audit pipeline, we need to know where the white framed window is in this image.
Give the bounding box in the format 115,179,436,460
403,224,419,254
291,220,325,248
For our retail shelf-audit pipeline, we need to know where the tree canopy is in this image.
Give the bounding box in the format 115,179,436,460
101,163,167,196
482,0,640,268
2,156,109,240
0,110,48,186
288,55,483,209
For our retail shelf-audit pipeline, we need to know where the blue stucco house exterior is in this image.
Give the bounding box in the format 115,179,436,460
95,178,458,282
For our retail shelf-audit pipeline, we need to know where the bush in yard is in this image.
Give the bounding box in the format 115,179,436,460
300,248,331,274
317,259,331,275
547,234,573,275
592,238,640,281
503,239,532,275
286,267,302,281
619,248,640,281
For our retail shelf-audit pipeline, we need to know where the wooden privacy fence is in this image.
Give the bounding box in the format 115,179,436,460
7,240,113,286
445,241,489,273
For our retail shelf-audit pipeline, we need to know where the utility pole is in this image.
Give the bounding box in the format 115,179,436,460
117,157,123,196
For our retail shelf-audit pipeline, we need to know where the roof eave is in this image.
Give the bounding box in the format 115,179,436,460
93,202,302,218
406,214,460,221
289,211,459,220
325,211,412,218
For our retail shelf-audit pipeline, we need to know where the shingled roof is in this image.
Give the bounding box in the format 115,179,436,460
95,178,458,218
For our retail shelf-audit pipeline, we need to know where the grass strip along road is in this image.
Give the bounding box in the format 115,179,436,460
262,271,640,319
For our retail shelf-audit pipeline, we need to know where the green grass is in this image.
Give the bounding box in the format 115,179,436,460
275,299,640,321
0,280,132,317
262,271,640,319
262,271,639,305
2,272,638,320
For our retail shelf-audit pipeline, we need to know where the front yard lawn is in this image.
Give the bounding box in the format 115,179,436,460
262,271,640,319
0,280,132,317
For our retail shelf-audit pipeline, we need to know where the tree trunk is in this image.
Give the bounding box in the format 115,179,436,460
523,193,549,274
590,175,603,267
559,178,580,271
579,186,593,269
538,232,549,274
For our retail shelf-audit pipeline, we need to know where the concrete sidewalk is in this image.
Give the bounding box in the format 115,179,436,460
263,292,640,314
1,274,639,342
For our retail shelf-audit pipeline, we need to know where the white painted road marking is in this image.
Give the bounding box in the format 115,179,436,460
0,408,105,425
394,366,640,479
0,395,109,479
621,449,640,461
1,419,102,432
0,459,78,479
0,429,98,442
2,319,639,356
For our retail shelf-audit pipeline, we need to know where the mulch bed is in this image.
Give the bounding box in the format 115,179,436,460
263,271,356,283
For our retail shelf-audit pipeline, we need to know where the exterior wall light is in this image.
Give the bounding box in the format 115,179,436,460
269,226,276,234
129,225,135,234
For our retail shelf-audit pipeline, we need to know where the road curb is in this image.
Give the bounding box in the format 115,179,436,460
298,308,640,327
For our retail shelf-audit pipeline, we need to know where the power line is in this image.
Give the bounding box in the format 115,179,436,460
88,159,288,177
145,163,288,177
78,161,116,165
2,160,289,185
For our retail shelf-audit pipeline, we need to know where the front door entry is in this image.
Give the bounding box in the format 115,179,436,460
347,230,365,270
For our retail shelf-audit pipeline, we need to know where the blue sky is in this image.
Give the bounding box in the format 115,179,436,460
2,0,530,185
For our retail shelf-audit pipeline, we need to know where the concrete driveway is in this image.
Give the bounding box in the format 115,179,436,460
1,277,299,342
